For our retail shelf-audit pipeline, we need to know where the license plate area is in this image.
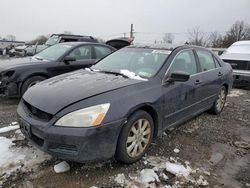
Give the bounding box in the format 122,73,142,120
19,118,31,137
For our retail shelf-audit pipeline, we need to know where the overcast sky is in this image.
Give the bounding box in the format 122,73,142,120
1,0,250,43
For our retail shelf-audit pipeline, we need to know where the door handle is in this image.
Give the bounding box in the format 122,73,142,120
218,72,223,77
194,80,202,85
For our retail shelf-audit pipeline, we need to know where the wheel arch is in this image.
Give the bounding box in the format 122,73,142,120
18,73,50,95
125,104,160,140
222,83,229,94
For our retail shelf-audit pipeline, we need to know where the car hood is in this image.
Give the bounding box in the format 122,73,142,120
0,57,43,71
220,53,250,61
23,70,144,115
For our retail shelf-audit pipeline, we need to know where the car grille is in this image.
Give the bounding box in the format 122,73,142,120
223,59,250,70
23,100,53,121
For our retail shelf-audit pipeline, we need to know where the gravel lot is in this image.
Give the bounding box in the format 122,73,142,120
0,88,249,188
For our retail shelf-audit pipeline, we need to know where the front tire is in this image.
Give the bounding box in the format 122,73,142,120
115,110,154,164
209,86,227,115
21,76,46,96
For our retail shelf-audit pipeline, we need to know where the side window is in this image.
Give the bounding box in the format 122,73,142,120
196,50,216,71
68,46,92,60
94,46,112,59
169,50,197,75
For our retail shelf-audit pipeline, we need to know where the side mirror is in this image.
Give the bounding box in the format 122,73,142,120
63,56,76,64
166,71,190,83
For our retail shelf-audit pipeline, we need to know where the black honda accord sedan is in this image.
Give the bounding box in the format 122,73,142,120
17,44,233,163
0,42,115,97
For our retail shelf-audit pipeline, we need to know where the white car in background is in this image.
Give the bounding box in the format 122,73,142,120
220,40,250,87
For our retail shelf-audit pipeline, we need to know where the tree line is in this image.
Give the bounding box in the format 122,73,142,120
162,20,250,48
188,20,250,48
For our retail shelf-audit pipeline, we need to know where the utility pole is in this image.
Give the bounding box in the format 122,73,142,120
130,24,134,39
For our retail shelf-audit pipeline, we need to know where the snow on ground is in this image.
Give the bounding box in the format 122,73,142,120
54,161,70,173
0,128,51,186
0,125,19,134
165,162,192,177
113,156,210,187
173,148,180,154
228,90,245,97
140,169,160,183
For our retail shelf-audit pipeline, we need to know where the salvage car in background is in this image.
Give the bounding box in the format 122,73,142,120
10,34,98,57
221,40,250,87
17,44,233,163
0,42,115,97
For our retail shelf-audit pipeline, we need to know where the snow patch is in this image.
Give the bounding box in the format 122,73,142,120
173,148,180,154
0,125,19,134
54,161,70,173
140,169,160,183
165,162,192,177
120,69,148,81
114,173,128,185
0,133,51,184
228,90,244,97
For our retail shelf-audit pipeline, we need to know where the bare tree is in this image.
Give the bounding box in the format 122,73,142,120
6,34,16,41
222,21,250,47
188,27,209,47
163,33,174,43
209,32,224,48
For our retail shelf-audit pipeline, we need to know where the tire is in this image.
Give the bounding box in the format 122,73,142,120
21,76,46,96
115,110,154,164
209,86,227,115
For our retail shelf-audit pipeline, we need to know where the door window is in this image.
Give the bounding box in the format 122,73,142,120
169,50,197,75
94,46,112,59
68,46,92,60
196,50,216,71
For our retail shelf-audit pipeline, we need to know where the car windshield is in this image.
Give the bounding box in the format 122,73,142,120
45,35,60,46
226,44,250,54
33,43,73,61
92,47,170,79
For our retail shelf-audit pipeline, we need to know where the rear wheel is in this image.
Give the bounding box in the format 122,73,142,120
209,86,227,114
21,76,46,96
115,110,154,164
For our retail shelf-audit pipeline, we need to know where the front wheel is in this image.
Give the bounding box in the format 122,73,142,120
209,86,227,114
115,110,154,164
21,76,46,96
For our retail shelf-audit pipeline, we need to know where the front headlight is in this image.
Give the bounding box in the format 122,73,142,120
55,103,110,128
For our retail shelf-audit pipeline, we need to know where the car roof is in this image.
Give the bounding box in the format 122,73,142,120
51,34,95,39
231,40,250,46
57,42,116,49
128,43,208,51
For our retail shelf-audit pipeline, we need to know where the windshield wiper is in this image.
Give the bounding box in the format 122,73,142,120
98,70,129,78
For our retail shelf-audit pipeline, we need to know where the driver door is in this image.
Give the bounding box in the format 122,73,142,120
163,49,203,128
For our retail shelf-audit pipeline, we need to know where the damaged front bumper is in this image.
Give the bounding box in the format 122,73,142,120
0,80,19,97
17,100,124,162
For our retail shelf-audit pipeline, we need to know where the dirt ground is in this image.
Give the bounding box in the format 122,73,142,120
0,88,249,188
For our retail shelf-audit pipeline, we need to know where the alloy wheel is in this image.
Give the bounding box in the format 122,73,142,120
126,119,151,158
216,88,226,112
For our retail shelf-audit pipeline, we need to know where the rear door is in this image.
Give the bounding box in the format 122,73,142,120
194,49,223,107
163,49,203,127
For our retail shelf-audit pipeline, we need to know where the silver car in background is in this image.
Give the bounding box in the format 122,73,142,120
220,40,250,87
